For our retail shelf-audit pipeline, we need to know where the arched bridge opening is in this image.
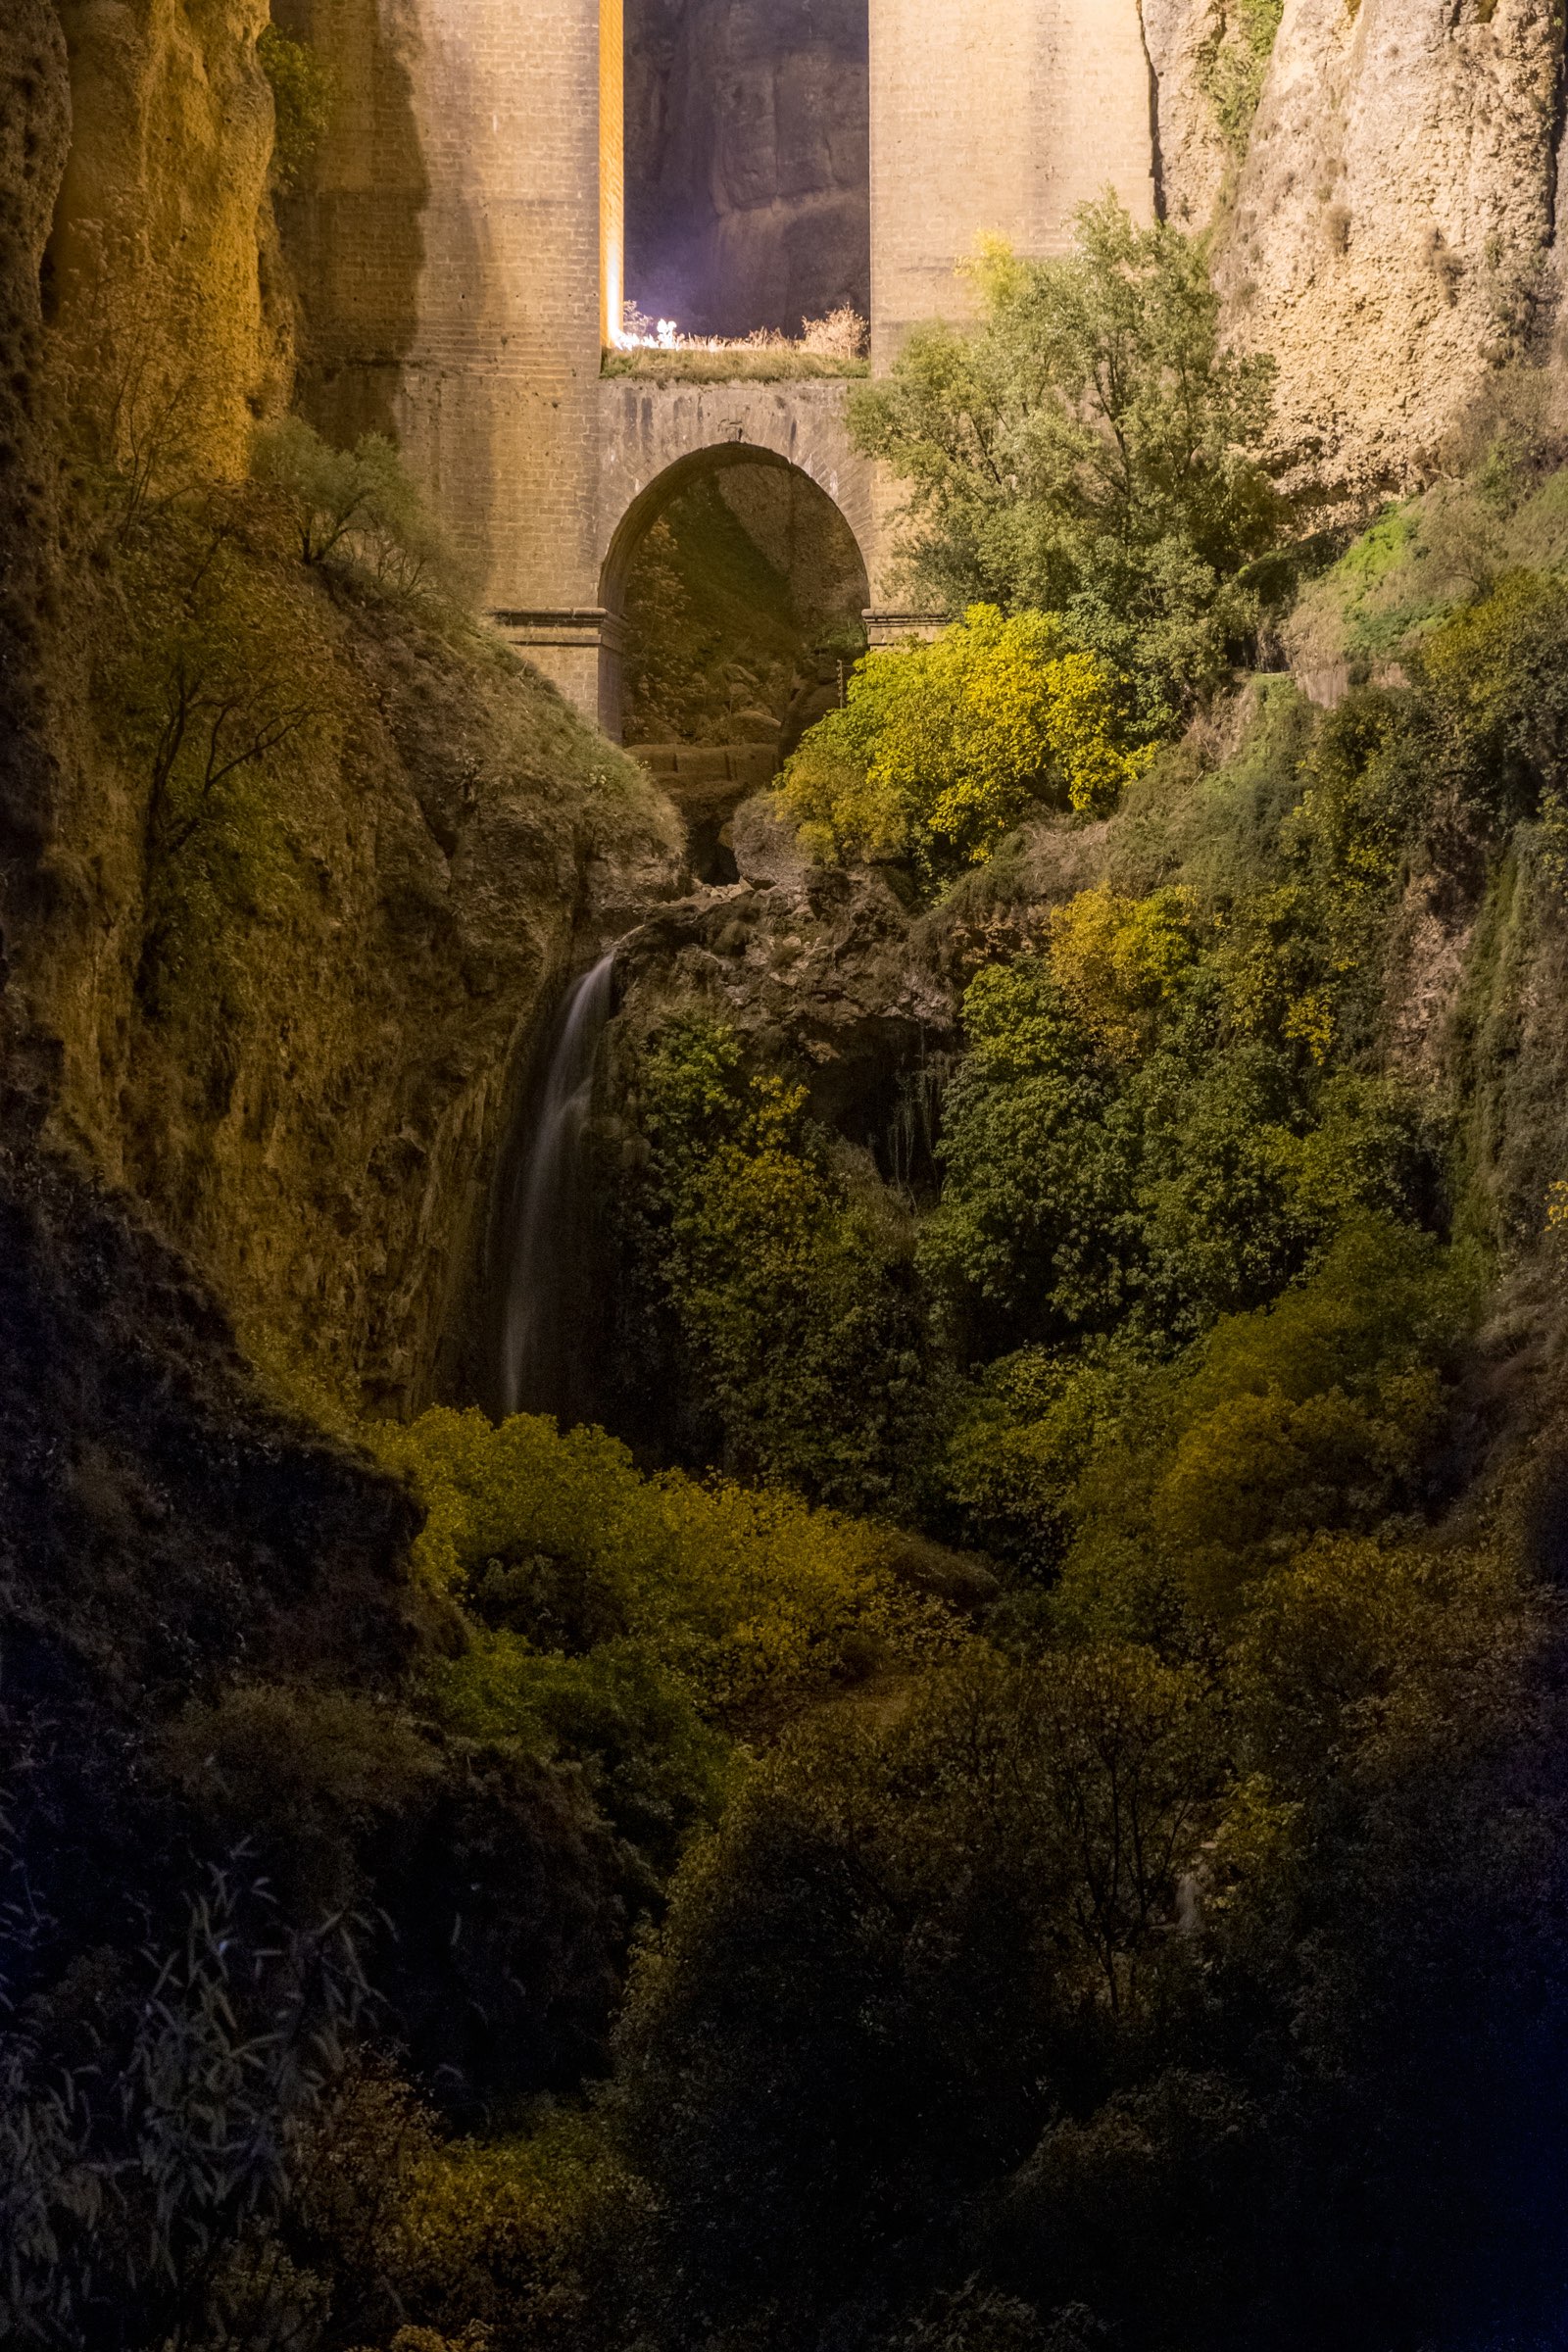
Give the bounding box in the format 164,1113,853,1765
597,438,870,880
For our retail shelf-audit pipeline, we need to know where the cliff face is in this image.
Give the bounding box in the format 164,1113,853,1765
0,3,72,1117
626,0,1563,483
18,493,679,1415
4,0,681,1419
45,0,289,478
625,0,870,336
1150,0,1567,493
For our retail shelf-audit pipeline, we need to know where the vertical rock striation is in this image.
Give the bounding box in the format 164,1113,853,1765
0,1,71,1122
1147,0,1567,494
625,0,870,336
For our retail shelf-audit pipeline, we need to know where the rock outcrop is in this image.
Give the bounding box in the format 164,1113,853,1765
46,0,289,479
613,795,955,1151
625,0,870,336
0,1,72,1118
1148,0,1567,495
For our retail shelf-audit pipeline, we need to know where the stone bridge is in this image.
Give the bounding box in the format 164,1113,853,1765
494,375,877,731
277,0,1157,737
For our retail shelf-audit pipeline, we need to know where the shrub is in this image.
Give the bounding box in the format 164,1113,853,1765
611,1017,935,1507
779,605,1149,883
251,416,459,598
1199,0,1285,156
849,198,1287,720
368,1406,956,1732
917,959,1143,1357
258,26,335,195
1047,886,1200,1059
1061,1217,1476,1627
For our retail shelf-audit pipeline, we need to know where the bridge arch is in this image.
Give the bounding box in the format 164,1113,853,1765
593,376,876,736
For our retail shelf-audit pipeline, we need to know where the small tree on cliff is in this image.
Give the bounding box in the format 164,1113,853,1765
849,196,1290,722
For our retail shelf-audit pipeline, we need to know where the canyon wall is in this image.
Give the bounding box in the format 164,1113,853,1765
1152,0,1568,493
12,0,1568,1428
625,0,870,336
3,0,680,1419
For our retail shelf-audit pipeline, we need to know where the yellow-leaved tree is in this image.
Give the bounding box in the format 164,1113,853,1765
778,604,1150,886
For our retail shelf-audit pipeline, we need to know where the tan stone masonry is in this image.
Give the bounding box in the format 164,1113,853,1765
280,0,1156,727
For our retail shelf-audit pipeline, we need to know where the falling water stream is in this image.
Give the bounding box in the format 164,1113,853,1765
498,951,618,1421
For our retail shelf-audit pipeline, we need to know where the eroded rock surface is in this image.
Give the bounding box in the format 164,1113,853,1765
1217,0,1563,491
625,0,870,336
613,796,955,1147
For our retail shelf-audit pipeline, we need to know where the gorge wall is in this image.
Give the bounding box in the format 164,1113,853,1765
625,0,870,337
1152,0,1568,493
1,0,681,1421
625,0,1568,486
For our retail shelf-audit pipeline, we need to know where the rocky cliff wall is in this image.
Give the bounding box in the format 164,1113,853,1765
46,0,289,480
0,1,73,1120
625,0,870,336
3,0,681,1419
1150,0,1567,495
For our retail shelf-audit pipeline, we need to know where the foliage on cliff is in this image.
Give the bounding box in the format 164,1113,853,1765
850,199,1290,722
778,606,1150,884
38,398,676,1416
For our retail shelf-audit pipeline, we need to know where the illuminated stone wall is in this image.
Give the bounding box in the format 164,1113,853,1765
277,0,608,665
278,0,1158,712
867,0,1155,365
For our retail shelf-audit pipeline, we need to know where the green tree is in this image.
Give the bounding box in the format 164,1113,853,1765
778,604,1149,882
612,1646,1221,2343
612,1017,935,1507
251,415,457,597
918,959,1143,1359
850,197,1287,719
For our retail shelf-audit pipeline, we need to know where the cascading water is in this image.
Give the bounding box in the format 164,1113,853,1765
498,951,618,1422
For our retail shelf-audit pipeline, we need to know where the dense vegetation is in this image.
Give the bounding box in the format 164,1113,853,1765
11,197,1568,2352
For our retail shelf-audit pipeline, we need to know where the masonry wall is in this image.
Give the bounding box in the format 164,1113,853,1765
865,0,1154,610
276,0,606,633
867,0,1155,367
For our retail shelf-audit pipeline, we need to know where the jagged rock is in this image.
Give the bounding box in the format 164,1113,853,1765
0,1146,418,1702
1142,0,1233,229
730,789,813,891
625,0,869,335
613,856,957,1144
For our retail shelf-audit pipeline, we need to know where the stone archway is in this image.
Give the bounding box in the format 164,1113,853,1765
596,422,871,876
594,375,875,735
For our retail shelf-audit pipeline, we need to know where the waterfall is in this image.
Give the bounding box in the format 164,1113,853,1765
498,951,617,1421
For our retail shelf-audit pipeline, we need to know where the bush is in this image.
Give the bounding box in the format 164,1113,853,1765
251,415,460,599
1060,1217,1476,1628
610,1016,936,1508
1047,886,1200,1058
779,605,1149,883
368,1406,956,1733
918,959,1142,1357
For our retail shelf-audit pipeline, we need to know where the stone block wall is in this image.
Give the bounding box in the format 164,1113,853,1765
868,0,1154,367
277,0,607,625
865,0,1155,609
